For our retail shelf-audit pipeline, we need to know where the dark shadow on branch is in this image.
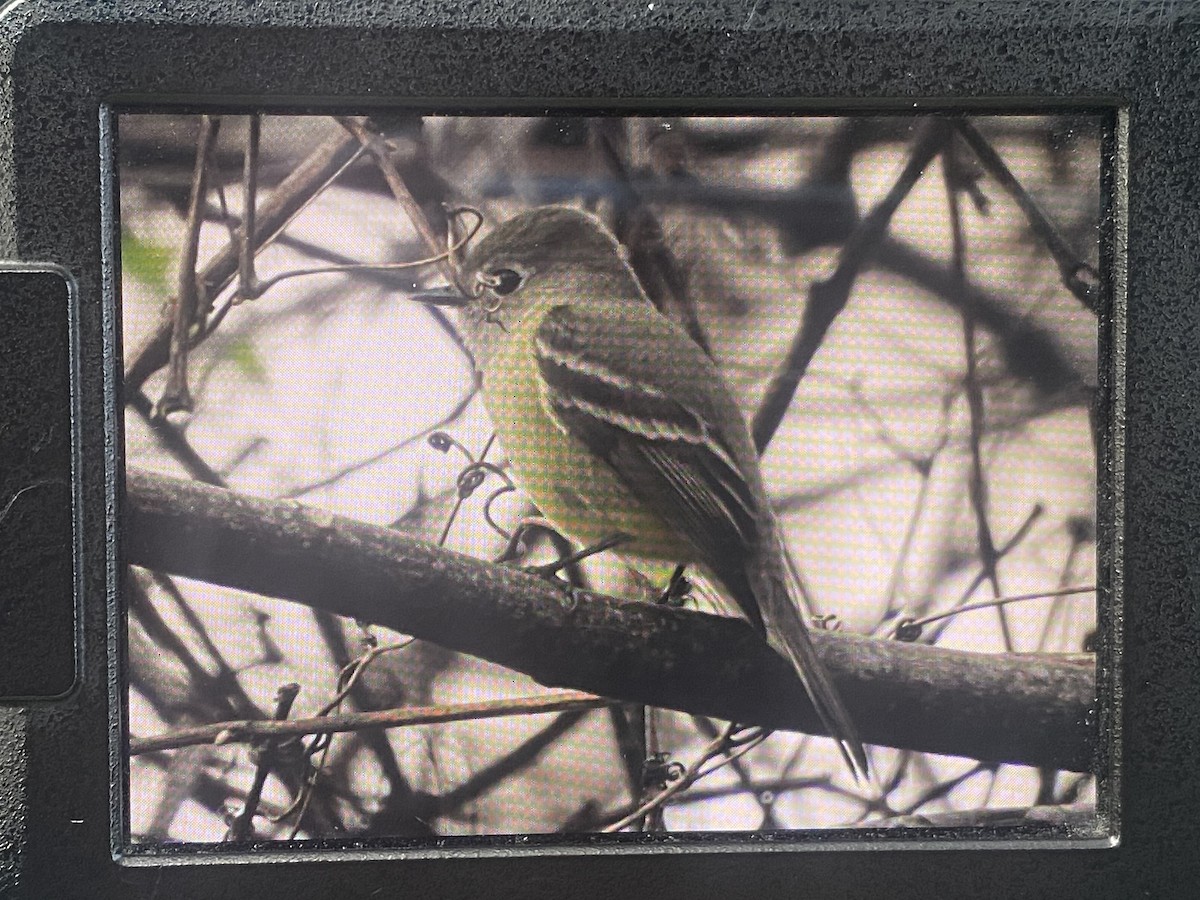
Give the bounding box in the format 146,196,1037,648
413,708,595,821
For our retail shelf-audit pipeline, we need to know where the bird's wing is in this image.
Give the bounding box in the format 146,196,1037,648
536,302,869,777
534,302,764,624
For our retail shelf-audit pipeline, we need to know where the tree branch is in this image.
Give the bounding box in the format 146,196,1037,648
872,236,1091,398
123,467,1097,773
124,127,364,394
752,120,950,451
131,690,607,756
952,119,1100,312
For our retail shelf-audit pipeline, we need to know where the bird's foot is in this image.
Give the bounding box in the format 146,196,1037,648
494,517,558,565
508,532,633,609
657,564,693,607
521,531,633,580
810,613,843,632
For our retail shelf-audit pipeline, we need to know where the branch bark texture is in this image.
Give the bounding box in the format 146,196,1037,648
124,468,1097,773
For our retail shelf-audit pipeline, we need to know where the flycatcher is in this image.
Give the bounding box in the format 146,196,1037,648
419,206,867,775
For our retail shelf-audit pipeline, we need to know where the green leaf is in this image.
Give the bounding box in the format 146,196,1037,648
227,336,269,384
121,226,173,294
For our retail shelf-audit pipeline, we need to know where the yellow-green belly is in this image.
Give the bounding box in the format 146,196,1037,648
482,320,692,578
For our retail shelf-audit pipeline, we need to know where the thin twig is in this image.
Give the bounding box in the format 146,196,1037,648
601,723,767,832
849,381,952,615
236,114,262,302
317,639,416,719
335,117,461,291
239,239,479,297
236,206,479,300
280,627,417,838
943,137,1015,653
282,386,478,499
693,716,782,829
1036,519,1093,652
224,682,300,841
437,432,498,546
156,115,220,418
891,585,1096,640
920,503,1047,646
125,125,364,393
131,690,609,756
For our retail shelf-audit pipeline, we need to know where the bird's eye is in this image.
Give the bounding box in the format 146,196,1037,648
488,268,523,295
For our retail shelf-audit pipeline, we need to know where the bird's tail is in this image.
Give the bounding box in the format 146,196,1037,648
750,547,870,780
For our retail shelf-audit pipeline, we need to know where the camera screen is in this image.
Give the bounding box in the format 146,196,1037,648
117,113,1105,845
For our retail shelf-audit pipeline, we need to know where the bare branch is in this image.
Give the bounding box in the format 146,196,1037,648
752,120,950,452
132,690,608,756
335,116,459,289
872,236,1090,398
601,723,767,832
124,468,1097,772
235,114,262,302
156,115,220,418
893,585,1096,641
125,126,364,393
224,682,300,841
953,119,1100,312
943,138,1014,651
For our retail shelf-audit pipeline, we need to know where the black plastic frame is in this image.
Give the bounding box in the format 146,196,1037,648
0,264,80,701
0,1,1194,898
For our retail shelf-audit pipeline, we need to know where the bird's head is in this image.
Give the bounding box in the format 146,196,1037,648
415,206,643,338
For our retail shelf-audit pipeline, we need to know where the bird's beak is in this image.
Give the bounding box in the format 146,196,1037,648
411,286,470,307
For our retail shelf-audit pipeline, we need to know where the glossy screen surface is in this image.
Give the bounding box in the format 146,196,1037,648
118,113,1104,844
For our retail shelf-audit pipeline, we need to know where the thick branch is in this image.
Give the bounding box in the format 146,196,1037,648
124,468,1097,773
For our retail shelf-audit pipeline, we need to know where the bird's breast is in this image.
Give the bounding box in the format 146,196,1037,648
480,321,692,569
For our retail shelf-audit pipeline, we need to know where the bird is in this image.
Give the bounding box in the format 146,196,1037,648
417,205,867,776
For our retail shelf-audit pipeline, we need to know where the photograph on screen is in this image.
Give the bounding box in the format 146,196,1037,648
118,112,1103,843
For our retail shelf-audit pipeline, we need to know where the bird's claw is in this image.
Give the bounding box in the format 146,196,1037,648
521,561,579,608
658,564,692,607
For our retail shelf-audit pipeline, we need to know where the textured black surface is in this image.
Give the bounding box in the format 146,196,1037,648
0,0,1197,897
0,269,76,699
